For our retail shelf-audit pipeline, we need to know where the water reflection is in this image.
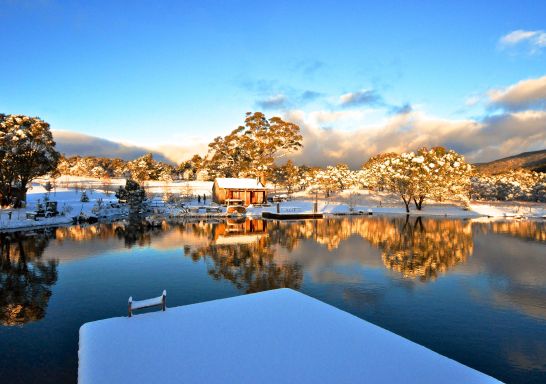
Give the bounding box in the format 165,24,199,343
378,217,473,281
259,217,474,281
1,217,545,320
186,219,304,292
0,216,545,383
0,231,58,326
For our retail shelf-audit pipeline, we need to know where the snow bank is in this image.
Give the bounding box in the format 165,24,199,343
79,289,501,384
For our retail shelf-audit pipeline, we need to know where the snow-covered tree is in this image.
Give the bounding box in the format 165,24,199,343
360,153,398,190
374,147,472,212
471,169,546,202
0,114,60,207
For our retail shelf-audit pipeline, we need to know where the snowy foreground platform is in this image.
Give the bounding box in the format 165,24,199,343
79,289,501,384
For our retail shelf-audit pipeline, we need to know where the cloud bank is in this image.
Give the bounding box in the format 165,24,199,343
52,131,197,164
285,109,546,167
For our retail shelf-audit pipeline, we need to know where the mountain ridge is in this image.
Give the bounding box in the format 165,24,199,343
475,149,546,174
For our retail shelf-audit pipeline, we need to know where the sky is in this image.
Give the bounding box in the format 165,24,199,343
1,0,545,167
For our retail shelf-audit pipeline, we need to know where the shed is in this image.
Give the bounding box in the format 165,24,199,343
212,178,267,206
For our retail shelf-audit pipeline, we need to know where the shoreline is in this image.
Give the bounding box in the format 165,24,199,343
1,205,543,233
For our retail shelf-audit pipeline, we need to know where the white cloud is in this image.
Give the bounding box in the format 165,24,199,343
488,75,546,111
499,29,546,54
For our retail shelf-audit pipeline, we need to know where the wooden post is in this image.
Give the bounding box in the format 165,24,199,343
161,290,167,311
128,296,133,317
276,203,280,213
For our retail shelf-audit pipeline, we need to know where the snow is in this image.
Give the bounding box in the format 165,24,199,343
2,176,543,232
469,201,545,218
130,291,166,311
215,177,267,189
79,289,501,384
0,182,120,231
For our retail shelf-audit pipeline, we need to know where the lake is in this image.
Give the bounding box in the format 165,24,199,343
1,216,545,383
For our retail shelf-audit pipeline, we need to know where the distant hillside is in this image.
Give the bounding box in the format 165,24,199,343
475,149,546,174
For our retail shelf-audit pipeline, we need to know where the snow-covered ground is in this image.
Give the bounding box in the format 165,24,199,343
0,183,119,231
1,178,544,232
36,175,213,196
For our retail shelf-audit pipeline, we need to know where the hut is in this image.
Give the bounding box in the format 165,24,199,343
212,177,267,206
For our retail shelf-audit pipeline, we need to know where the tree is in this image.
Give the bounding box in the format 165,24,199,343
409,147,472,210
0,114,60,207
372,148,472,212
281,160,300,194
178,154,203,180
360,152,398,190
471,169,546,202
116,179,146,214
204,112,303,178
325,163,355,191
127,153,158,183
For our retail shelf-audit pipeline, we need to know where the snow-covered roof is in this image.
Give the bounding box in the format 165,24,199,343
215,177,267,190
78,289,501,384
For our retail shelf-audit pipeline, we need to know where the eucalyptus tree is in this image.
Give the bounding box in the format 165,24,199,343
205,112,303,178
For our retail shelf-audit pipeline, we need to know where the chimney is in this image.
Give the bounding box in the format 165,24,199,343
259,173,266,187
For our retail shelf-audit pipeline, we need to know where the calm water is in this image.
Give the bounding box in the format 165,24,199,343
1,216,545,383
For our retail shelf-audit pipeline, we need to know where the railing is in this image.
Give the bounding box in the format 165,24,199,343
128,290,166,317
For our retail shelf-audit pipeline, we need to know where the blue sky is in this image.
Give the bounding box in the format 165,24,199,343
1,0,545,165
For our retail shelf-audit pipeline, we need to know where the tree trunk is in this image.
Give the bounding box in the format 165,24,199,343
413,196,425,210
402,195,410,213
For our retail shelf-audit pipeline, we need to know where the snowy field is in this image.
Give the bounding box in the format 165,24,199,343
1,177,544,231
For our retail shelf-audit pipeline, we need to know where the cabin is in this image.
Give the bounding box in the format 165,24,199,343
212,177,267,206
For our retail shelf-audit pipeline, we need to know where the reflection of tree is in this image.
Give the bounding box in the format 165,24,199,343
114,214,155,248
263,217,474,281
193,244,303,293
55,222,126,242
378,217,473,281
0,231,58,326
475,220,546,242
262,216,474,282
187,219,303,293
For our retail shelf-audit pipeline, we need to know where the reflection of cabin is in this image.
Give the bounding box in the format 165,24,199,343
213,219,268,246
212,178,267,206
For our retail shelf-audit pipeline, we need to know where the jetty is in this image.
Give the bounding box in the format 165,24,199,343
262,211,323,220
78,289,501,383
